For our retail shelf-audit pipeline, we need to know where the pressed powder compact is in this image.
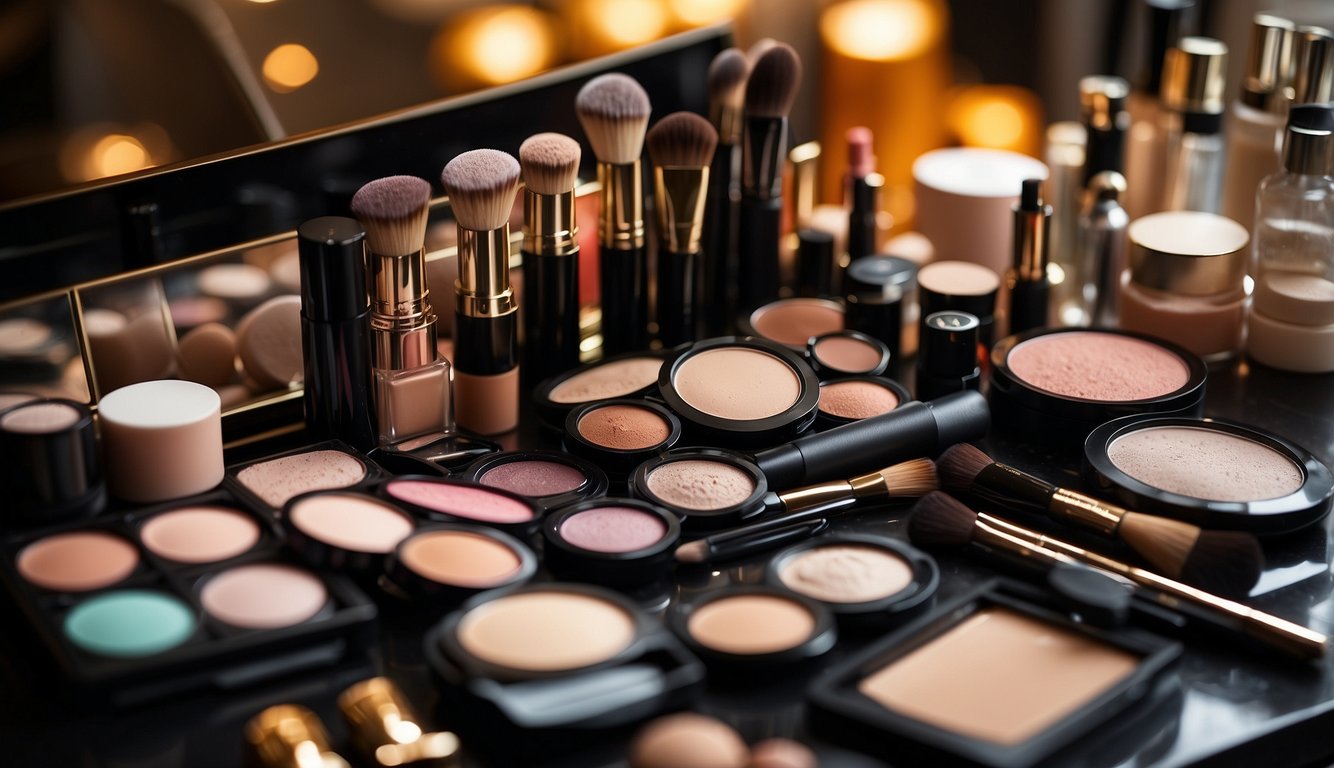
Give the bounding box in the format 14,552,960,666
542,498,680,586
563,399,682,474
808,581,1180,767
628,449,769,530
282,490,417,576
741,297,845,349
459,449,609,511
805,330,892,379
670,585,837,676
379,476,544,539
1085,416,1334,534
226,440,381,513
383,524,537,604
532,352,667,429
816,377,911,427
766,534,939,626
989,328,1207,443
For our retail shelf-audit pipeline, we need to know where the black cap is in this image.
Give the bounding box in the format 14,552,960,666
921,311,979,377
795,229,835,298
0,399,105,525
845,255,916,297
298,217,369,323
1145,0,1197,94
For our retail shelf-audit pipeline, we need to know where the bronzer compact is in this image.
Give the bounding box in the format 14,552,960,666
424,583,704,758
1085,415,1334,535
808,580,1181,767
0,491,376,707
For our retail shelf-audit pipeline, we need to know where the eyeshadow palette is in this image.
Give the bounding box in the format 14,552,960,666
0,491,376,707
808,581,1180,768
225,439,384,515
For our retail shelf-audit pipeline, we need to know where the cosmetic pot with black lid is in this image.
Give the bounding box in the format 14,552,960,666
458,449,609,512
423,582,705,758
916,311,981,400
0,397,105,527
656,336,821,448
543,498,681,586
382,523,537,605
844,254,915,360
563,399,682,475
628,448,770,530
1085,415,1334,535
806,329,891,379
668,585,837,680
807,578,1181,768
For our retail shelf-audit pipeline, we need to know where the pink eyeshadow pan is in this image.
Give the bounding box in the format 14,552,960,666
480,460,587,497
559,507,667,553
386,480,535,524
1006,331,1189,401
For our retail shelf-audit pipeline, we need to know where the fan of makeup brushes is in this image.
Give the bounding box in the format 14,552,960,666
936,443,1263,597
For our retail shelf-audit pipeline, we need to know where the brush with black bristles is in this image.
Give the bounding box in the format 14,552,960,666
440,149,522,435
575,73,651,355
351,175,452,445
647,112,718,346
738,42,802,311
909,492,1326,660
519,133,582,386
938,443,1264,595
676,457,937,564
701,47,748,336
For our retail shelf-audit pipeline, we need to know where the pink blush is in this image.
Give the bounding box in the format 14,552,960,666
1006,332,1189,401
386,480,534,523
559,507,667,553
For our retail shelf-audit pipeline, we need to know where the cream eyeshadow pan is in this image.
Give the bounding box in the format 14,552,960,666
857,607,1141,746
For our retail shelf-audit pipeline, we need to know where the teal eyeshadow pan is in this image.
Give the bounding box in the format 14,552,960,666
64,590,196,658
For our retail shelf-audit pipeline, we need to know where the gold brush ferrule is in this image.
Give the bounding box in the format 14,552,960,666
597,159,645,250
654,166,709,253
245,704,349,768
370,247,437,371
339,678,462,768
1048,488,1125,536
1012,203,1050,282
522,188,577,256
457,226,517,319
778,472,885,513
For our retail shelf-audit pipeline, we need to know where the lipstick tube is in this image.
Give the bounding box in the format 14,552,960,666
455,225,519,435
598,159,647,354
522,186,580,385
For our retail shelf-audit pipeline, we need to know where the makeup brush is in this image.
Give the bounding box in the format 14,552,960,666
908,492,1327,660
647,112,718,346
576,73,651,355
938,443,1263,596
676,457,937,563
738,43,802,311
519,132,582,386
441,149,522,435
701,47,748,336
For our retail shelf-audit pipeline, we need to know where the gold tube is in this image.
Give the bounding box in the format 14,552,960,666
597,160,645,250
523,189,577,256
1047,488,1124,536
778,471,887,513
369,245,436,372
457,227,516,319
339,677,461,768
245,704,349,768
654,167,709,253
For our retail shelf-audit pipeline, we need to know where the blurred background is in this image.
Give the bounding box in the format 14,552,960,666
1,0,1331,206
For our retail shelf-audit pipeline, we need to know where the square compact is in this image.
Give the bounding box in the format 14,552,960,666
808,581,1180,768
0,491,376,708
423,583,703,759
225,440,384,515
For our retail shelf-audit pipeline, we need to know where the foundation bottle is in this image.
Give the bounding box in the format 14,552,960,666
1220,14,1294,232
1160,37,1228,214
1247,104,1334,373
1118,211,1249,362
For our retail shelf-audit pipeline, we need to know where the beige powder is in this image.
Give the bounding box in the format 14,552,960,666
687,594,815,655
1108,425,1304,502
858,608,1140,746
779,545,914,603
456,590,636,672
549,357,663,403
236,449,367,508
400,529,522,587
646,459,756,510
674,348,801,420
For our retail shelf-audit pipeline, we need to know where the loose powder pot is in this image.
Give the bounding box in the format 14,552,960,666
629,450,768,530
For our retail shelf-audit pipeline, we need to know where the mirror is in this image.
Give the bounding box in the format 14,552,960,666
0,23,726,303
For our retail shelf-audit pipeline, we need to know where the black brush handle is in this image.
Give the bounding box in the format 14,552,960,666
657,246,699,347
600,244,647,355
737,195,782,313
521,247,580,387
1007,279,1050,335
701,143,738,336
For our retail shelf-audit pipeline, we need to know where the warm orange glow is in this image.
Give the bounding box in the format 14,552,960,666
565,0,670,57
91,135,150,178
262,43,319,93
669,0,745,27
947,85,1043,156
430,6,559,91
59,124,172,182
820,0,942,61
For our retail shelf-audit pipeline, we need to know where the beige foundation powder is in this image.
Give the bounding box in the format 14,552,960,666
456,590,636,672
673,348,801,420
858,608,1140,746
645,459,756,510
549,357,663,403
687,594,815,655
1107,425,1303,502
779,545,914,603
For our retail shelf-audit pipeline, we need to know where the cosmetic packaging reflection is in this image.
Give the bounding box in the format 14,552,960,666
351,176,454,446
1079,171,1129,327
576,73,651,355
441,149,522,435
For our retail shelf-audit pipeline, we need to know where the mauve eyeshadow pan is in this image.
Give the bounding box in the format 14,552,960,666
480,460,587,498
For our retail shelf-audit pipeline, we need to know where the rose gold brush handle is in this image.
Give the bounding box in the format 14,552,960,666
978,513,1328,660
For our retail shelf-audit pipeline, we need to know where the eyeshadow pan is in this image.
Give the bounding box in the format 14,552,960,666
577,404,671,450
0,402,81,433
673,348,801,420
288,493,415,553
559,506,667,553
687,594,815,655
479,460,586,497
1006,332,1189,401
1108,426,1304,502
139,506,261,564
400,530,523,587
456,590,637,672
386,480,535,524
813,335,883,372
779,545,914,603
18,531,139,592
236,449,367,508
857,607,1140,746
752,299,844,347
819,380,900,420
200,563,328,629
645,459,757,511
548,357,663,404
64,590,196,658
